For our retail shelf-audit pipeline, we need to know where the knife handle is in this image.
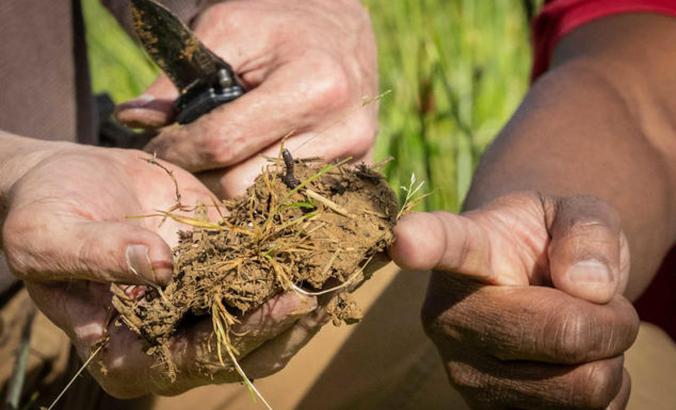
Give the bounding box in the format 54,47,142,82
175,84,245,125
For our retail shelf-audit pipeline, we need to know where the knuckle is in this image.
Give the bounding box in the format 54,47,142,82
248,360,286,379
624,304,641,342
558,195,621,235
420,296,463,347
603,300,639,354
356,113,378,143
420,275,479,346
93,360,134,398
543,306,590,363
560,220,615,248
1,211,38,278
575,361,623,409
446,360,486,391
420,310,440,341
575,195,620,221
203,3,244,27
420,295,446,340
566,222,616,250
93,346,164,399
341,114,377,158
266,361,285,375
75,238,125,282
201,135,237,166
306,55,351,111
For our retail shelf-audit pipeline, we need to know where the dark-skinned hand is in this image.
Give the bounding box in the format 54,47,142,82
391,192,639,409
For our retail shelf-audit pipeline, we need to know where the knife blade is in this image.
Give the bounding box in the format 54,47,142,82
130,0,246,124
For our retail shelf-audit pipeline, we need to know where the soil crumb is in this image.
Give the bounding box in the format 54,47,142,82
112,156,398,380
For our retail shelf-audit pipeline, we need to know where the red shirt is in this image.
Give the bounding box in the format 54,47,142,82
532,0,676,339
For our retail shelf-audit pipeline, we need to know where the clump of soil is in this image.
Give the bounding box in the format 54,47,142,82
112,155,398,380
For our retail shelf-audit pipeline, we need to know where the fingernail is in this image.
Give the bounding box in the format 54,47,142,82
150,260,173,286
126,244,171,286
567,259,613,284
118,94,155,110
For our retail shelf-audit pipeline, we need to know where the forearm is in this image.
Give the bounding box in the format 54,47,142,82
465,14,676,300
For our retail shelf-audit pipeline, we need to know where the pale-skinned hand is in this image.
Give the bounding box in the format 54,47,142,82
1,144,325,398
116,0,379,198
390,192,639,409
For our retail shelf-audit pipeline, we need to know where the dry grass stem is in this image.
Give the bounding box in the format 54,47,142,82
47,344,104,410
305,189,353,218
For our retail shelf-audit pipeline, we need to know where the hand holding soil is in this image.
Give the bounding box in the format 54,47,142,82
110,153,398,395
0,144,335,397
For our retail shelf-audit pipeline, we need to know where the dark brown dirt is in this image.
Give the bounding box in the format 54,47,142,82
112,157,398,379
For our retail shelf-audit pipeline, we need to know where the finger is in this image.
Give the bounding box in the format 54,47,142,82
93,313,162,398
389,212,527,286
115,3,273,132
173,291,317,379
606,368,631,410
115,75,178,129
95,291,316,399
546,195,628,304
237,250,383,378
230,291,318,349
27,280,170,399
444,353,625,410
423,274,639,364
25,281,113,351
145,59,354,172
3,211,173,286
198,116,375,198
241,305,330,379
89,294,318,399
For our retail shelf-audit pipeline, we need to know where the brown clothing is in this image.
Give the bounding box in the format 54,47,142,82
0,0,92,144
0,0,211,145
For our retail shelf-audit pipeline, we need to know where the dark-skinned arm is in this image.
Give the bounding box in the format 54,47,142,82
468,13,675,300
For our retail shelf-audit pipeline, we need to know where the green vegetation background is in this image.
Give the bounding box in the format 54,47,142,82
83,0,537,212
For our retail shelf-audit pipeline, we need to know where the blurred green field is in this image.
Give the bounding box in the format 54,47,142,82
83,0,536,212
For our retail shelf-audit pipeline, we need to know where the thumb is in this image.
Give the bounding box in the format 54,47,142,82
546,196,629,304
3,214,173,286
115,75,178,129
389,212,527,286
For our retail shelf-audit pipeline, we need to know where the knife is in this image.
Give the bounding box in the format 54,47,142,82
130,0,246,124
